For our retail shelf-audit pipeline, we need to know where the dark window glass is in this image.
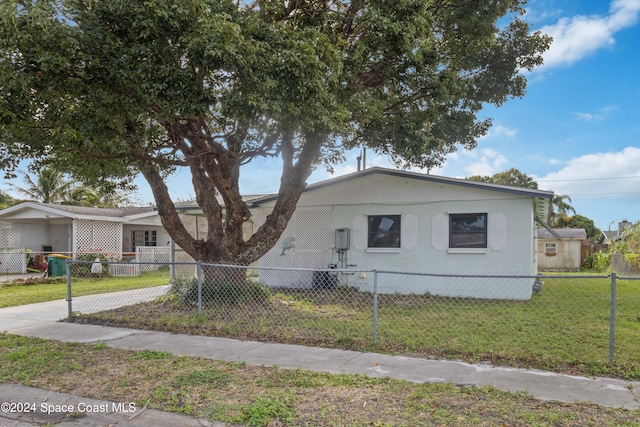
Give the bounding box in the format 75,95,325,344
132,230,157,251
368,215,401,248
449,214,487,248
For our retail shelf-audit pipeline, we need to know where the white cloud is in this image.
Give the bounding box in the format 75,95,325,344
537,146,640,195
479,125,518,140
574,112,596,121
538,0,640,68
573,106,617,121
463,148,508,176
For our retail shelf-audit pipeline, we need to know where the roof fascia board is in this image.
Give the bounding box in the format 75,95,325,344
251,167,554,206
0,202,76,219
75,214,126,222
125,211,160,220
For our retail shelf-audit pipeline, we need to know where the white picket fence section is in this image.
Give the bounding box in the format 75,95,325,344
109,262,141,277
108,247,170,277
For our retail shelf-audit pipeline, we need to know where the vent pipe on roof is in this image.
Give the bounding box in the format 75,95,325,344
356,148,367,171
362,147,366,170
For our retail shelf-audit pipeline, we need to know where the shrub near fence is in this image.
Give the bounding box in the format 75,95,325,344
67,261,640,378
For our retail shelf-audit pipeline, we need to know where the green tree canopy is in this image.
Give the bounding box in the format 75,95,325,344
0,190,15,209
467,167,539,189
555,214,601,242
0,0,551,264
467,168,584,228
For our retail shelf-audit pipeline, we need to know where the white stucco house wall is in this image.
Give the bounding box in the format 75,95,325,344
250,167,554,300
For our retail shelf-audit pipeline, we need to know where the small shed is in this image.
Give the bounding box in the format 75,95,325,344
537,228,587,271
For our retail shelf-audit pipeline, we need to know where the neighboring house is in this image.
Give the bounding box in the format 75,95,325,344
537,228,587,271
0,202,170,273
598,220,632,245
249,167,554,300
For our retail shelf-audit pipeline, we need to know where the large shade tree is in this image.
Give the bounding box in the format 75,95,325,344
0,0,551,265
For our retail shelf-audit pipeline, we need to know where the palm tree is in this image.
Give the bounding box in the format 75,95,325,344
7,167,75,204
8,167,135,207
550,194,576,226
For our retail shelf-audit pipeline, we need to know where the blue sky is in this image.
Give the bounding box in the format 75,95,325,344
313,0,640,232
2,0,639,232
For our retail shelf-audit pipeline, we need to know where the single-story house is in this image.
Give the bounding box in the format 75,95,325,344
536,228,587,271
248,167,554,300
1,167,555,300
0,202,171,273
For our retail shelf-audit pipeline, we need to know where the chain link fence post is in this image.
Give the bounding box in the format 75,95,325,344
609,271,617,364
373,269,378,344
196,261,202,317
66,259,72,318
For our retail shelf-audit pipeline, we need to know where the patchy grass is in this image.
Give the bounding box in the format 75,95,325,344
1,334,639,427
71,274,640,379
0,270,169,308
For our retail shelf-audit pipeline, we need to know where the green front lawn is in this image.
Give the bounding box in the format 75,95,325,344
71,273,640,379
0,270,170,308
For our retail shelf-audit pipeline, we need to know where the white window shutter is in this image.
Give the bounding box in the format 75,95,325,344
402,214,418,250
488,212,506,251
432,213,448,250
352,215,367,250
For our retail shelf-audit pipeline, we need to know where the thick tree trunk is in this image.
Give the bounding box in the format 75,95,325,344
140,165,206,260
201,262,247,287
141,125,324,272
237,133,324,265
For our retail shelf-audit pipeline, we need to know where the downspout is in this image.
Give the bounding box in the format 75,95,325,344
71,218,77,259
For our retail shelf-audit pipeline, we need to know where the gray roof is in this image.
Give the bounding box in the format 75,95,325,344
251,167,555,204
537,228,587,240
173,194,274,214
250,167,554,222
172,167,554,222
30,203,154,217
0,202,155,220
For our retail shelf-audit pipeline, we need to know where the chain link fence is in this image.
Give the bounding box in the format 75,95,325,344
66,260,640,372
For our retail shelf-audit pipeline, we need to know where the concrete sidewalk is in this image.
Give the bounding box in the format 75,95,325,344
8,322,640,411
0,383,219,427
0,286,170,331
1,293,640,423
